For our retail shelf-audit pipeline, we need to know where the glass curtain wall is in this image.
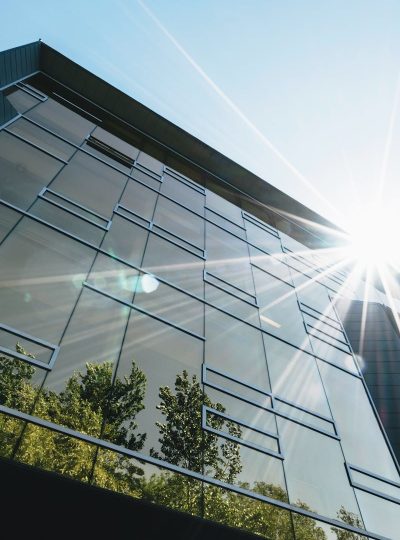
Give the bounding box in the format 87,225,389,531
0,82,399,540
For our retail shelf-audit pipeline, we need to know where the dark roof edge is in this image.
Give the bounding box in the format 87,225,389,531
36,41,341,236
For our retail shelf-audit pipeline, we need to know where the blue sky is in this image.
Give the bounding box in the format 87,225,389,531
2,0,400,231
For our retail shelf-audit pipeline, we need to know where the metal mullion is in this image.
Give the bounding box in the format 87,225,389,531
349,464,400,488
82,282,205,342
3,128,68,164
306,323,350,349
38,193,109,231
203,405,279,441
0,199,365,380
44,188,110,223
205,365,336,428
16,83,47,102
164,166,206,194
8,122,101,461
0,346,52,371
0,403,388,539
0,113,22,130
0,71,41,92
250,260,294,288
202,407,283,460
205,206,247,231
242,211,279,237
204,271,258,307
202,378,340,441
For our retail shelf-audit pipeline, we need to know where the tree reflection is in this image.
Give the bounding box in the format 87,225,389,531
0,347,365,539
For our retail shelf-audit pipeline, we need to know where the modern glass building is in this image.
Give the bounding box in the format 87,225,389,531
0,42,399,539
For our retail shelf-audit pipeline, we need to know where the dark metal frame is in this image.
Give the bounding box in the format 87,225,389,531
0,323,59,371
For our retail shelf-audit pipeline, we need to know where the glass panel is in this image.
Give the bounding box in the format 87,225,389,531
310,337,358,373
206,387,276,435
0,205,20,243
87,253,140,302
205,408,279,453
0,131,63,210
92,126,139,159
205,369,272,409
319,361,400,481
6,88,40,113
25,97,95,145
274,401,336,435
102,214,148,267
264,335,331,417
206,188,243,223
206,222,254,293
30,199,105,246
293,514,367,540
204,484,294,539
94,452,204,517
205,305,270,390
0,349,46,417
153,196,204,249
82,140,132,172
50,150,128,218
136,151,163,176
351,469,400,500
355,489,400,539
295,279,338,321
253,267,310,350
33,287,129,433
14,422,97,482
0,218,95,343
0,327,53,365
278,419,362,523
205,281,259,325
205,208,246,239
212,434,287,497
141,233,204,297
7,117,75,161
250,246,292,285
0,413,26,459
134,272,204,336
120,179,158,221
161,173,204,214
131,167,161,190
106,311,203,466
245,219,283,255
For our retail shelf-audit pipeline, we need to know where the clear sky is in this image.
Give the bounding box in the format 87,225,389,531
2,0,400,232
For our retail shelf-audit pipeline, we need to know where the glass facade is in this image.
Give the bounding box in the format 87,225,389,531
0,76,399,540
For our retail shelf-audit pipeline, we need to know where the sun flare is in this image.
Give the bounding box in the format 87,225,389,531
344,204,400,272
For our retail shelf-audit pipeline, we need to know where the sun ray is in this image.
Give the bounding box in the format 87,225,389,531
136,0,341,217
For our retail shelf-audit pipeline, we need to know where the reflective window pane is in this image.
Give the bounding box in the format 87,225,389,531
206,222,254,293
205,305,270,390
141,233,204,297
264,335,331,417
6,88,40,113
278,419,362,523
50,151,128,218
7,117,75,161
25,97,95,145
253,267,310,350
319,361,400,481
161,173,204,214
0,132,63,210
0,218,95,343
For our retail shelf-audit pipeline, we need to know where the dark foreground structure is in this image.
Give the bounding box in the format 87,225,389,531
0,42,399,539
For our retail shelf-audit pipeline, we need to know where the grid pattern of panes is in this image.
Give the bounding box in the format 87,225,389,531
0,82,399,540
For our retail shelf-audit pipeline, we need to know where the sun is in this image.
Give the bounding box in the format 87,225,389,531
344,203,400,272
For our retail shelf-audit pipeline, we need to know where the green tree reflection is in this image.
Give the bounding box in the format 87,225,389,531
0,348,364,539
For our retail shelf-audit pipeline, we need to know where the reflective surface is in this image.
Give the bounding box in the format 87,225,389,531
0,80,398,540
